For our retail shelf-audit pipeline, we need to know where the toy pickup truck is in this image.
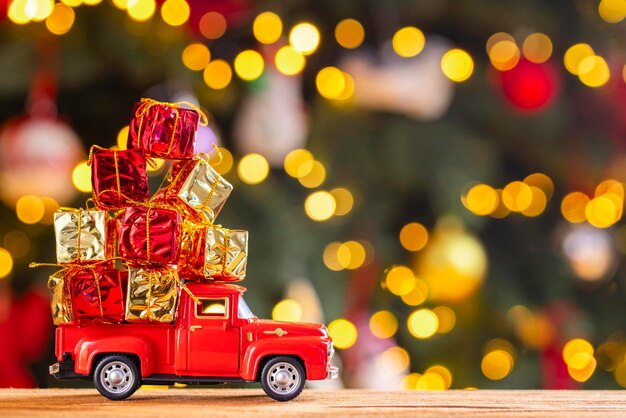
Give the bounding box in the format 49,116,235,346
50,282,338,401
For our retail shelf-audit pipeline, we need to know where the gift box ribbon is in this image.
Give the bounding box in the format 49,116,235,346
57,204,100,263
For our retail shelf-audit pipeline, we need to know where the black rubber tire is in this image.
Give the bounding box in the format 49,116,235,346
93,354,141,401
260,356,306,402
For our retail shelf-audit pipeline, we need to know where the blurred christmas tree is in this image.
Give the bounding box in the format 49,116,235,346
1,0,626,390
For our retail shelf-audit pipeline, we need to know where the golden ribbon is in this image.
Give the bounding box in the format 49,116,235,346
57,207,101,263
134,98,209,155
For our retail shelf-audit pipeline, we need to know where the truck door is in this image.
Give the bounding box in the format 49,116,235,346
187,297,239,375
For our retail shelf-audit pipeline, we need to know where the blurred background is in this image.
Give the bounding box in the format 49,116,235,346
1,0,626,391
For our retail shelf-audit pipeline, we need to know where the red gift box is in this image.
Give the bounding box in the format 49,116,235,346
66,265,125,327
128,98,205,160
89,146,149,210
118,206,181,265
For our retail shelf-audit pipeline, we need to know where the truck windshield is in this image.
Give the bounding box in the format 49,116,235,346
238,296,255,319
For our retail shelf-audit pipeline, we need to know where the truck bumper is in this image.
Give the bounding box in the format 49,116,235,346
327,366,339,380
49,353,85,380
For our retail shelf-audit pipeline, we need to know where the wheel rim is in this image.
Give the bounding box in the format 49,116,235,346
100,361,134,394
266,361,301,396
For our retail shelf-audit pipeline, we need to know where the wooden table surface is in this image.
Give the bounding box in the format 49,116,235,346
2,388,626,417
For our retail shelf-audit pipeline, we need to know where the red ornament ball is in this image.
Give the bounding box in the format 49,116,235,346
497,58,560,111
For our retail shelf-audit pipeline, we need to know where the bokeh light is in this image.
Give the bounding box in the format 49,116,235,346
304,191,336,221
563,338,597,382
212,147,233,175
160,0,189,26
127,0,156,22
335,18,365,49
482,350,514,380
72,161,92,193
463,184,498,215
521,186,547,217
316,67,346,99
16,195,45,224
289,22,320,55
284,149,314,178
578,55,610,87
392,26,425,58
272,299,303,322
0,248,14,279
199,12,227,39
561,192,590,223
116,126,129,149
564,43,595,75
441,49,474,82
585,196,619,228
522,33,553,63
385,265,416,296
599,0,626,23
237,153,269,184
203,59,232,90
297,160,326,188
488,39,520,71
502,181,533,212
369,310,398,339
330,188,354,216
377,346,410,373
400,279,429,306
399,222,429,252
433,306,456,333
40,196,59,225
328,318,357,349
234,50,264,81
524,172,554,199
253,11,282,44
182,43,210,71
45,3,75,35
323,242,343,271
275,46,306,76
407,308,439,339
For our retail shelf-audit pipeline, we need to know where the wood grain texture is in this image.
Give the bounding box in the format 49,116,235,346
1,389,626,417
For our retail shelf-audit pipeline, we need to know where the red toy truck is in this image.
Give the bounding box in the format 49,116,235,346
50,282,338,401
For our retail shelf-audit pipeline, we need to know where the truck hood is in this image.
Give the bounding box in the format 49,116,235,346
247,319,329,339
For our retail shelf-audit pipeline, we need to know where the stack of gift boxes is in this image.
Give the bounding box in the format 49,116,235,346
36,98,248,327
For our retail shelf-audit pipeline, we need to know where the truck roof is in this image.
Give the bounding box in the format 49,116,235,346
184,281,247,296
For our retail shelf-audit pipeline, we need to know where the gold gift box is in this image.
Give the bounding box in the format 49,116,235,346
48,270,72,326
204,227,248,280
159,156,233,224
125,266,179,323
54,209,109,263
177,220,207,279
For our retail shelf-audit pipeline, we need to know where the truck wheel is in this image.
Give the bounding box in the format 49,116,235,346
93,354,141,401
260,356,306,402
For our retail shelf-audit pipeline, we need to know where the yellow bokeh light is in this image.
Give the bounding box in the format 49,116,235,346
561,192,590,223
502,181,533,212
284,148,314,178
385,265,416,296
111,0,127,9
234,50,264,81
521,186,547,217
441,49,474,82
399,222,429,252
330,188,354,216
199,12,227,40
416,371,447,391
0,248,14,279
400,279,428,306
336,242,351,269
578,55,610,88
369,310,398,339
160,0,189,26
568,355,597,382
341,241,366,270
425,365,452,389
275,46,306,76
333,72,355,102
392,26,425,58
486,32,515,54
563,338,594,364
328,318,357,349
297,160,326,188
522,33,553,64
182,43,210,71
316,67,346,99
203,59,232,90
237,153,269,185
599,0,626,23
524,172,554,199
272,299,303,322
407,308,439,339
212,147,233,175
401,373,422,390
289,22,320,55
323,242,343,271
585,196,618,228
253,11,282,44
481,350,514,380
82,0,102,5
31,0,54,21
335,18,365,49
377,346,410,374
433,306,456,334
615,361,626,387
304,191,336,222
40,196,59,225
490,189,511,219
489,40,520,71
16,195,45,225
117,126,129,150
8,0,31,24
564,43,595,75
45,3,75,35
127,0,156,22
464,184,499,216
72,161,92,193
596,179,624,198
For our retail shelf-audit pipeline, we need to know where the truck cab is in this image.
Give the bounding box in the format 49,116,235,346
51,282,338,401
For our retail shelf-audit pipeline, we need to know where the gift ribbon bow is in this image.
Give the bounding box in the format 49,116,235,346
134,98,209,155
